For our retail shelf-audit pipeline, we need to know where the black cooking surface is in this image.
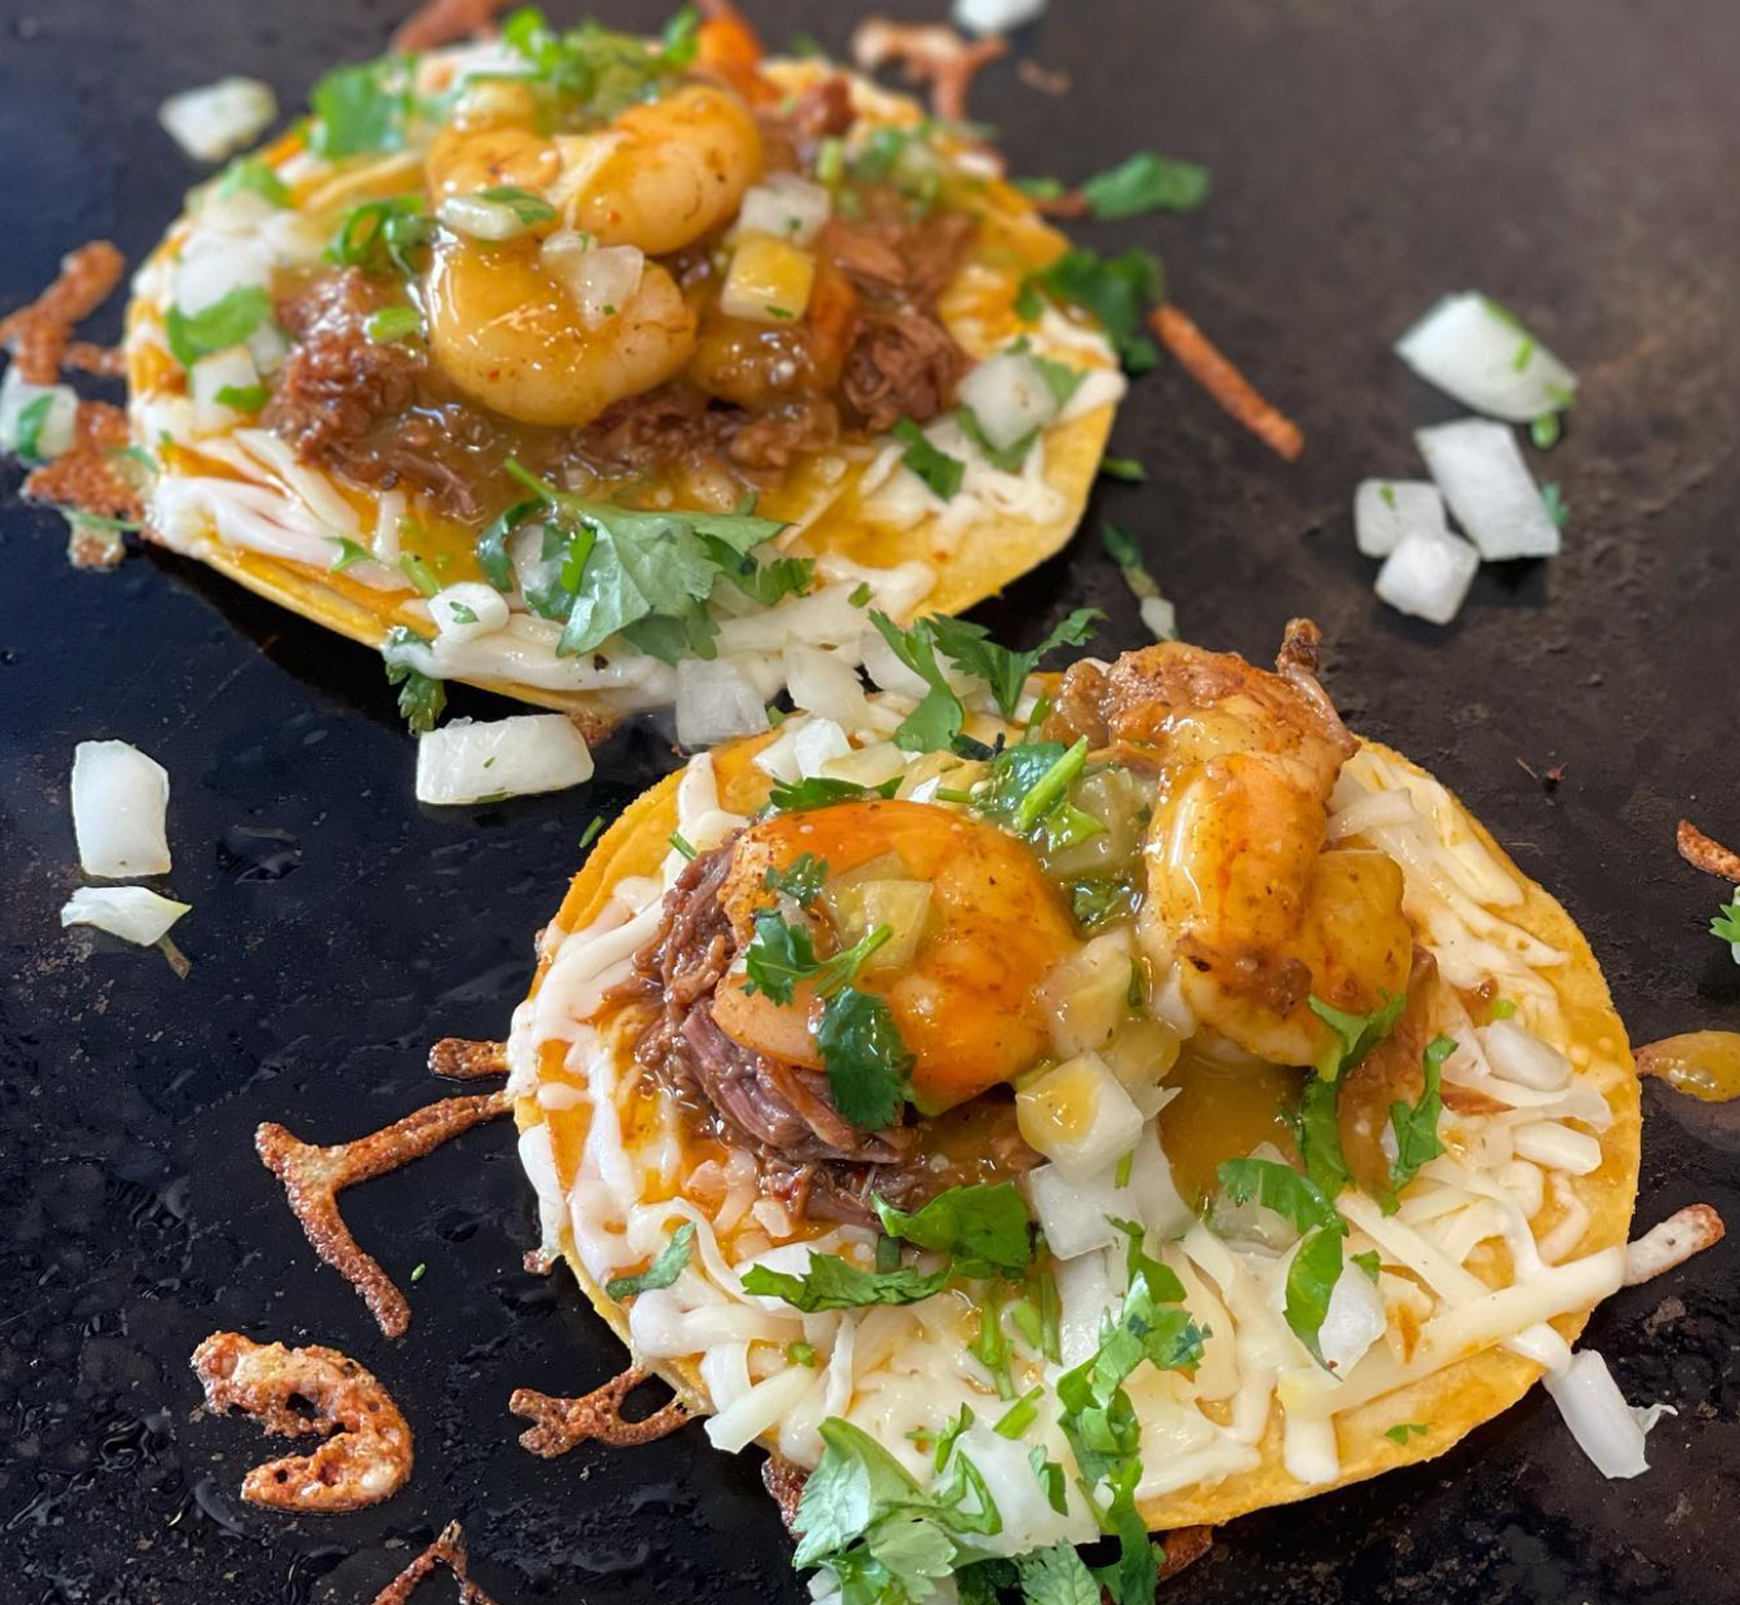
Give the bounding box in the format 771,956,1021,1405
4,0,1738,1600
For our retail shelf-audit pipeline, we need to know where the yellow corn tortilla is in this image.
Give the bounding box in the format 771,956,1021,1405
513,728,1641,1530
124,60,1117,733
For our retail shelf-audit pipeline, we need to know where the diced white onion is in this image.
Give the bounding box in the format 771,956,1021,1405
1374,528,1480,626
783,644,871,729
1395,292,1577,424
1479,1019,1572,1091
71,740,172,877
738,174,832,247
1511,1120,1603,1176
1038,929,1134,1057
414,714,593,806
439,193,537,242
957,351,1061,455
158,77,278,163
1316,1258,1388,1374
1025,1164,1120,1261
0,368,78,459
675,658,772,749
541,231,644,328
1054,1245,1120,1367
61,886,190,946
703,1363,816,1454
1354,478,1448,559
948,1426,1095,1555
792,717,851,775
1016,1052,1143,1181
1541,1350,1657,1479
953,0,1049,36
189,346,261,435
429,582,511,643
172,234,272,316
1416,418,1561,561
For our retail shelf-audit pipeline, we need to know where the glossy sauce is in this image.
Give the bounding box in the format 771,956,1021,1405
1158,1045,1299,1206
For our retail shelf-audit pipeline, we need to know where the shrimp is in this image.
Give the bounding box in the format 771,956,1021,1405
711,800,1080,1113
425,233,697,426
1050,620,1414,1068
420,80,761,424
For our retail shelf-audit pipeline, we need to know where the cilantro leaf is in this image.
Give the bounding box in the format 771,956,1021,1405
1296,1073,1351,1200
1015,1542,1100,1605
213,383,270,413
870,612,965,753
328,536,373,574
1712,899,1740,946
711,544,814,606
1080,151,1211,219
476,184,558,225
310,57,414,159
1020,247,1164,372
1216,1156,1340,1235
817,986,911,1129
1308,989,1407,1080
742,910,891,1004
1540,481,1570,529
365,305,422,343
872,1182,1033,1278
164,286,272,372
1071,875,1135,932
328,194,434,276
474,497,538,591
792,1416,923,1567
1099,455,1146,482
894,417,965,499
603,1221,694,1299
216,154,290,207
1285,1224,1346,1368
926,608,1101,720
1388,1034,1453,1195
1384,1421,1429,1444
766,774,901,812
764,852,828,906
501,5,699,119
1353,1249,1382,1281
381,626,447,732
743,1251,948,1314
13,395,53,462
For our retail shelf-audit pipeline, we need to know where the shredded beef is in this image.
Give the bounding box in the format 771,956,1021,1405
788,74,855,143
842,307,969,434
631,841,1042,1228
727,398,839,470
264,270,495,519
574,385,839,478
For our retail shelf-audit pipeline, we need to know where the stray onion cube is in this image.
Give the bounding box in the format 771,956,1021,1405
1395,292,1577,424
1375,528,1480,626
61,886,190,946
415,715,593,806
1354,478,1448,559
71,740,172,877
158,77,278,163
1416,419,1561,561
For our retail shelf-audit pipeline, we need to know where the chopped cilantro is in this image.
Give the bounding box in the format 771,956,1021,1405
1015,1541,1099,1605
410,1261,426,1282
327,195,434,277
1308,989,1406,1081
381,625,447,732
216,154,290,207
1101,522,1176,637
1296,1073,1351,1200
328,536,373,574
763,852,828,906
365,305,422,343
786,1340,818,1367
474,496,539,592
310,56,416,159
501,5,702,117
603,1222,694,1299
847,580,873,607
476,183,558,225
870,612,966,752
1384,1421,1429,1444
1071,875,1135,931
926,607,1100,720
1379,482,1398,511
1490,996,1518,1019
872,1182,1033,1278
816,986,911,1129
742,1250,947,1312
766,774,901,812
1099,455,1147,482
13,395,54,462
742,910,890,1004
1540,482,1570,529
1216,1156,1340,1236
1711,899,1740,946
1353,1249,1382,1281
447,600,479,624
164,285,272,372
213,383,271,413
1019,247,1164,372
1114,1148,1135,1189
893,417,966,499
1531,410,1563,450
1285,1224,1347,1369
1080,151,1211,219
1388,1034,1454,1196
975,738,1103,851
713,547,814,607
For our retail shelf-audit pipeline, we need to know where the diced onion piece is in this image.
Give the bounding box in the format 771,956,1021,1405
1100,1016,1183,1119
71,740,172,877
1317,1257,1388,1374
1512,1120,1603,1175
703,1363,816,1454
953,0,1049,34
1016,1052,1143,1180
1416,418,1561,561
792,717,851,778
738,174,832,247
158,77,278,162
720,233,816,324
1374,528,1480,626
1541,1350,1657,1479
1027,1162,1119,1260
676,658,772,749
1139,594,1177,641
1395,292,1577,424
439,193,538,242
1479,1019,1572,1091
828,879,932,973
173,235,272,316
1354,478,1448,559
783,644,870,729
61,886,190,946
189,346,261,435
414,714,593,806
541,231,645,329
956,351,1060,455
429,582,510,643
0,368,77,460
1038,929,1135,1057
1054,1245,1120,1366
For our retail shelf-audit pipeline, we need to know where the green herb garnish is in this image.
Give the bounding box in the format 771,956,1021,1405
164,286,272,372
893,417,966,499
604,1222,695,1299
1080,151,1210,219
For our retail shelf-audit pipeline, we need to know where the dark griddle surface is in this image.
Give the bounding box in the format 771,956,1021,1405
2,0,1737,1600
